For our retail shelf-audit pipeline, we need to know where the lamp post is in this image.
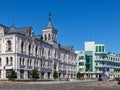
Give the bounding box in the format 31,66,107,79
58,60,60,81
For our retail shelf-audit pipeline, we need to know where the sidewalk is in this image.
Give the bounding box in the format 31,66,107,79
27,79,96,84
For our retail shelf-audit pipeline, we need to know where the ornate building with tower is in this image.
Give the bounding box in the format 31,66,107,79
0,17,76,80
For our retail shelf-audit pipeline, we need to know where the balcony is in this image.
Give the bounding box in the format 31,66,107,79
27,66,33,69
95,65,120,69
95,52,107,55
20,65,25,68
79,66,84,68
95,59,120,64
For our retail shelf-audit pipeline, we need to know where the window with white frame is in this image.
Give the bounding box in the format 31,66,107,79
10,57,13,65
6,57,9,65
6,40,12,51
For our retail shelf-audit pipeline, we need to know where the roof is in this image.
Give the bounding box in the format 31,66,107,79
62,46,73,51
8,26,32,35
46,18,53,29
0,24,33,36
0,24,9,33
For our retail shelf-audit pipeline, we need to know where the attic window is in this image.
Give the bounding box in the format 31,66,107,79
28,30,31,36
31,31,33,37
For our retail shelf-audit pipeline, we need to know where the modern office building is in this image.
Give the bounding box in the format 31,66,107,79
0,17,76,80
76,41,120,79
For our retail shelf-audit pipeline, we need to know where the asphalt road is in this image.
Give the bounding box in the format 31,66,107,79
0,81,119,90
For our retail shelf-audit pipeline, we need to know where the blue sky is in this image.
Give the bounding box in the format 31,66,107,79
0,0,120,53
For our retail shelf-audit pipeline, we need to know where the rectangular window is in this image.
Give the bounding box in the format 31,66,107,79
79,56,84,60
79,62,84,66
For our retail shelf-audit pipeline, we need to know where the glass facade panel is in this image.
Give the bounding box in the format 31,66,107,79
96,46,98,52
85,51,93,72
102,46,104,52
99,46,101,52
79,56,84,60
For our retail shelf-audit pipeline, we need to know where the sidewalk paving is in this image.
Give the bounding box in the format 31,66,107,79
27,79,96,84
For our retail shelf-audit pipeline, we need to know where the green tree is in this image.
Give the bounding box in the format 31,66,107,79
31,69,39,80
77,72,82,79
8,69,17,80
53,71,58,79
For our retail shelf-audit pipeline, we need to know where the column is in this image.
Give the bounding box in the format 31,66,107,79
17,70,20,79
1,69,6,79
24,70,28,80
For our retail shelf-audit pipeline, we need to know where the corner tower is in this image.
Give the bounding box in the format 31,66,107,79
42,13,58,45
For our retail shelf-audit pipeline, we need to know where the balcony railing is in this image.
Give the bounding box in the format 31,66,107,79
95,59,120,64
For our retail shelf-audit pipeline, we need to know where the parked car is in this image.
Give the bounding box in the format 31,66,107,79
118,80,120,85
116,77,120,81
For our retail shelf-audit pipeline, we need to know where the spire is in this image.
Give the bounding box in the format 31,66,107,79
46,13,53,29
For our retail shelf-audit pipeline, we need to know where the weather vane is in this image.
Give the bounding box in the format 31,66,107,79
48,12,52,20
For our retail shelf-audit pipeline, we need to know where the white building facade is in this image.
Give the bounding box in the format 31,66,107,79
76,41,120,79
0,18,76,80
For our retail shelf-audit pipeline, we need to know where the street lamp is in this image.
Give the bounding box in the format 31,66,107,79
58,60,60,81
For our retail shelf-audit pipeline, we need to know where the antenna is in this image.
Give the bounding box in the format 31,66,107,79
48,12,52,21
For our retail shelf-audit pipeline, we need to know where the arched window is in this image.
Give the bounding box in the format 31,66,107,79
28,30,31,36
34,60,36,67
30,60,32,66
48,34,51,40
27,59,29,66
35,46,37,56
6,57,9,65
23,58,24,65
28,44,31,55
48,50,50,58
54,51,56,58
58,53,60,59
10,57,13,65
37,61,38,67
44,34,47,40
63,54,65,60
20,58,22,65
0,58,1,66
42,49,44,56
21,42,24,52
7,40,12,51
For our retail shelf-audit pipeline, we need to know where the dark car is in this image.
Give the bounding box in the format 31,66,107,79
116,77,120,81
118,80,120,85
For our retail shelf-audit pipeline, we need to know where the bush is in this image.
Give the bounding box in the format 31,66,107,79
77,72,83,79
8,69,17,81
53,71,58,79
30,69,39,80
